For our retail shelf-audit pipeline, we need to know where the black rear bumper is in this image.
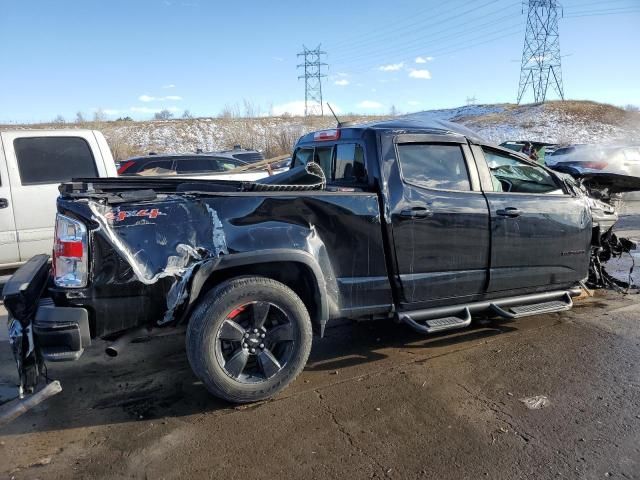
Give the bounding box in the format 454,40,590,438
3,255,90,392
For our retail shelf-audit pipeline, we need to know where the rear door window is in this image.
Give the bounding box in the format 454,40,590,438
14,137,98,185
334,143,366,183
175,158,217,174
397,144,471,191
138,159,176,174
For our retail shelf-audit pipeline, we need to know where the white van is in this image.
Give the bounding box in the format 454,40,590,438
0,130,117,270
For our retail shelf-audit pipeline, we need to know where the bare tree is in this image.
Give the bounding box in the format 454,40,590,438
52,115,66,124
154,109,174,120
93,108,107,122
243,98,260,118
389,105,398,116
625,104,639,112
218,103,240,119
182,109,193,119
75,111,85,123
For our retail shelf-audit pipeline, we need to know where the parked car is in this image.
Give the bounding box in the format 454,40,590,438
546,144,640,177
0,130,117,271
118,151,286,181
5,119,632,403
499,140,557,164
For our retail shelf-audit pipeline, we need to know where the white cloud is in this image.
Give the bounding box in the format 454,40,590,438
334,79,350,86
415,56,434,64
102,109,120,115
162,84,176,89
272,56,284,62
379,62,404,72
407,100,421,106
138,94,183,102
357,100,384,109
336,72,349,77
409,69,432,79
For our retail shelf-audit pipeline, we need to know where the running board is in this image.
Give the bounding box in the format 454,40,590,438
396,289,576,335
489,292,573,319
399,308,471,334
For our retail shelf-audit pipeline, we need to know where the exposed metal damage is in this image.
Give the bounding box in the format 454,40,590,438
89,196,230,326
574,172,640,291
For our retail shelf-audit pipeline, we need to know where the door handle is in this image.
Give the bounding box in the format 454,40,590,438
0,198,8,209
496,207,521,217
400,207,430,218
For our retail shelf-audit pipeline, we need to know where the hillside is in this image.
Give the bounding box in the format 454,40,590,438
2,101,639,161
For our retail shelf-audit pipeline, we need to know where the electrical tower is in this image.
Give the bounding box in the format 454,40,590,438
297,45,327,116
517,0,565,104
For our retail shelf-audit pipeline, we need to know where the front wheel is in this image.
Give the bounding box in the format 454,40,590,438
186,276,312,403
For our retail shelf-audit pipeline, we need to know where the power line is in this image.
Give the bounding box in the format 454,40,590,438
331,0,505,56
331,7,521,67
517,0,565,104
329,0,470,49
297,45,327,117
334,25,523,75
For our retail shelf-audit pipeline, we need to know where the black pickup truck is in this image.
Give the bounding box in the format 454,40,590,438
5,119,616,403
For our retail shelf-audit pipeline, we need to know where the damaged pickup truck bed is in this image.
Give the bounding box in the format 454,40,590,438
4,119,635,403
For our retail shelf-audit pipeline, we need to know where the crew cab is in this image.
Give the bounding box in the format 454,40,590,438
0,130,117,271
4,119,595,403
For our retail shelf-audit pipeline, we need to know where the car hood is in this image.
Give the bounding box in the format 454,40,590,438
576,172,640,195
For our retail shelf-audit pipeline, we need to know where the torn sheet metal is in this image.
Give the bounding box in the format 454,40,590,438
88,195,228,324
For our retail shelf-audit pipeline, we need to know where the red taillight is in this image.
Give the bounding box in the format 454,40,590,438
314,129,340,141
582,161,608,170
117,161,135,174
56,240,84,258
53,214,88,288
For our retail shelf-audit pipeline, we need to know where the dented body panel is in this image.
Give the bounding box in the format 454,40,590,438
53,189,391,338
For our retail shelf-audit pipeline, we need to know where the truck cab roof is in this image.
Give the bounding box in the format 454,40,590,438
297,117,487,145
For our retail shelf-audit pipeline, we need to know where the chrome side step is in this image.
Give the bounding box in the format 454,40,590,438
397,289,576,335
399,308,471,334
489,292,573,319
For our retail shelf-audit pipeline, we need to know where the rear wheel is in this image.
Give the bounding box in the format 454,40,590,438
186,276,312,403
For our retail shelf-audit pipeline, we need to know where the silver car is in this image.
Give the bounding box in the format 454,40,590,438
547,144,640,177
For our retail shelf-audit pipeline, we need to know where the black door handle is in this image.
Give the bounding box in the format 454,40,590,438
0,198,8,209
496,207,521,217
400,207,430,218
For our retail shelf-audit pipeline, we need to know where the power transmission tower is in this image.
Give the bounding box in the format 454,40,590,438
517,0,565,104
297,45,327,116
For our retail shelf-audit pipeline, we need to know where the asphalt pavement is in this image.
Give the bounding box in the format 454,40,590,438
0,205,639,479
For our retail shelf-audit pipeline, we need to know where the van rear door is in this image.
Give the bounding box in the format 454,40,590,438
0,135,20,266
2,132,107,261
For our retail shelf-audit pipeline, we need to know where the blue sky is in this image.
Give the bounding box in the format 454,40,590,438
1,0,639,123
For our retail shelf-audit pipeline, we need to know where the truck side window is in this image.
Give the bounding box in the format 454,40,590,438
14,137,98,185
397,144,470,191
483,148,560,194
313,147,333,179
292,148,313,168
334,144,366,183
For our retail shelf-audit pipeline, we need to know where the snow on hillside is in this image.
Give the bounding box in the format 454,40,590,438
3,101,638,160
409,101,640,145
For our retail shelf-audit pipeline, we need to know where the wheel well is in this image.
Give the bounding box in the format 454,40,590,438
197,261,323,331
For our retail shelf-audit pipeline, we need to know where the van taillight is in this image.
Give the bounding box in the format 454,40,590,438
53,214,88,288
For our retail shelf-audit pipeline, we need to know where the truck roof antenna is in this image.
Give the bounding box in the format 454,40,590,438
326,103,341,127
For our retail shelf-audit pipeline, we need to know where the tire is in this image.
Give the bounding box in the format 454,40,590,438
186,276,312,403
